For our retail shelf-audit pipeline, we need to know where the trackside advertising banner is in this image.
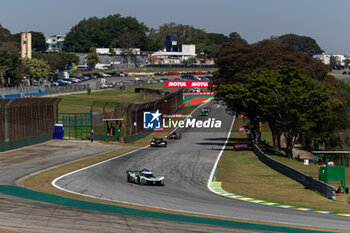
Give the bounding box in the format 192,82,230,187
165,81,210,88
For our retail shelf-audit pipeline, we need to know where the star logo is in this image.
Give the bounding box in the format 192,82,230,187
143,110,162,129
150,110,162,122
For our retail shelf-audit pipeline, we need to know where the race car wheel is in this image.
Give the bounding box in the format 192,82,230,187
127,174,130,182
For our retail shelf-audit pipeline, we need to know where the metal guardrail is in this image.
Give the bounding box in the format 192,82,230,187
250,130,336,200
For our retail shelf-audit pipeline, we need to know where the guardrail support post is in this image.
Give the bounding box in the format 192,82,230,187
4,99,14,142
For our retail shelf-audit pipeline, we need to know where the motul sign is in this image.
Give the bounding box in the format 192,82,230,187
165,81,210,88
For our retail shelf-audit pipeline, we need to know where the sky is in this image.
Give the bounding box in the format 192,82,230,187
0,0,349,54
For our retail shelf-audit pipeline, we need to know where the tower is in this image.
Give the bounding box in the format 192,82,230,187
21,32,32,59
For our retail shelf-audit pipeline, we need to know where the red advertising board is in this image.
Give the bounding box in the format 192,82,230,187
233,142,250,151
238,126,245,133
165,81,210,88
183,92,215,96
153,127,164,132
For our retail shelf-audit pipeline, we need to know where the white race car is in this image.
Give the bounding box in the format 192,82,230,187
127,169,164,185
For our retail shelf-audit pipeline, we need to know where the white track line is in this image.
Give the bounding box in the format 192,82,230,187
207,114,236,190
52,101,210,191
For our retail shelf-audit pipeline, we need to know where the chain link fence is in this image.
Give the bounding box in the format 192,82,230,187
46,85,89,95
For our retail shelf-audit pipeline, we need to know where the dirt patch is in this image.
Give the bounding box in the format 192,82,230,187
0,230,21,233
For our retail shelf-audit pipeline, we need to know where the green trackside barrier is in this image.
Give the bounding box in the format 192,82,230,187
0,185,329,233
94,130,153,143
0,133,52,153
58,113,92,141
124,129,153,143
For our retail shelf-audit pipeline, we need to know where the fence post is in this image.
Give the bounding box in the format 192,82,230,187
4,99,14,142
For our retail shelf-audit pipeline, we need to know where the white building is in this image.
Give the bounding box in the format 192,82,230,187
96,48,140,55
150,47,196,64
313,53,349,66
149,35,196,64
46,35,65,52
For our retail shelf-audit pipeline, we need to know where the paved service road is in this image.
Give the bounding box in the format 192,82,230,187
55,101,350,231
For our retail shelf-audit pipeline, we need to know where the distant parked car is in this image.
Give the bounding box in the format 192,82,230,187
32,81,41,86
51,81,59,87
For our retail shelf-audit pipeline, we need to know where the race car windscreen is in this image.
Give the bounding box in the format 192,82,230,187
144,174,156,178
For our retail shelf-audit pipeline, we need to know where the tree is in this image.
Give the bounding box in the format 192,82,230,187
273,33,324,56
22,58,51,83
114,32,144,64
33,52,79,71
86,48,99,70
63,14,148,52
183,57,197,64
146,23,244,57
11,31,47,52
344,58,350,70
0,24,13,44
329,56,338,66
147,23,208,54
214,39,333,85
229,32,247,43
216,66,343,158
0,48,21,87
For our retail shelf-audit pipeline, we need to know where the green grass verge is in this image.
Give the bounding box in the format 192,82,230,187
216,117,350,213
58,84,165,113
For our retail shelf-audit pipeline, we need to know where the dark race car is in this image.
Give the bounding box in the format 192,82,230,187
167,131,181,139
199,107,210,116
150,138,167,147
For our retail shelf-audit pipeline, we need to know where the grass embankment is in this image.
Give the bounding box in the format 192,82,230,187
216,117,350,213
58,85,164,113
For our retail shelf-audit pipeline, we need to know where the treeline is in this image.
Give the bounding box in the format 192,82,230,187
62,14,247,55
62,14,323,57
0,25,79,87
214,40,348,155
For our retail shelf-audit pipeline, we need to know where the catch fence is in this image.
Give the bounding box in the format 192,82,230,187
0,98,61,150
129,88,183,135
95,88,184,141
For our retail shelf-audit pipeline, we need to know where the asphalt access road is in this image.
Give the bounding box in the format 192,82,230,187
54,101,350,231
0,141,120,185
0,141,247,232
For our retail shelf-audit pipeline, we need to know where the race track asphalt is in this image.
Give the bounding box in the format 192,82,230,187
0,141,247,232
54,101,350,231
